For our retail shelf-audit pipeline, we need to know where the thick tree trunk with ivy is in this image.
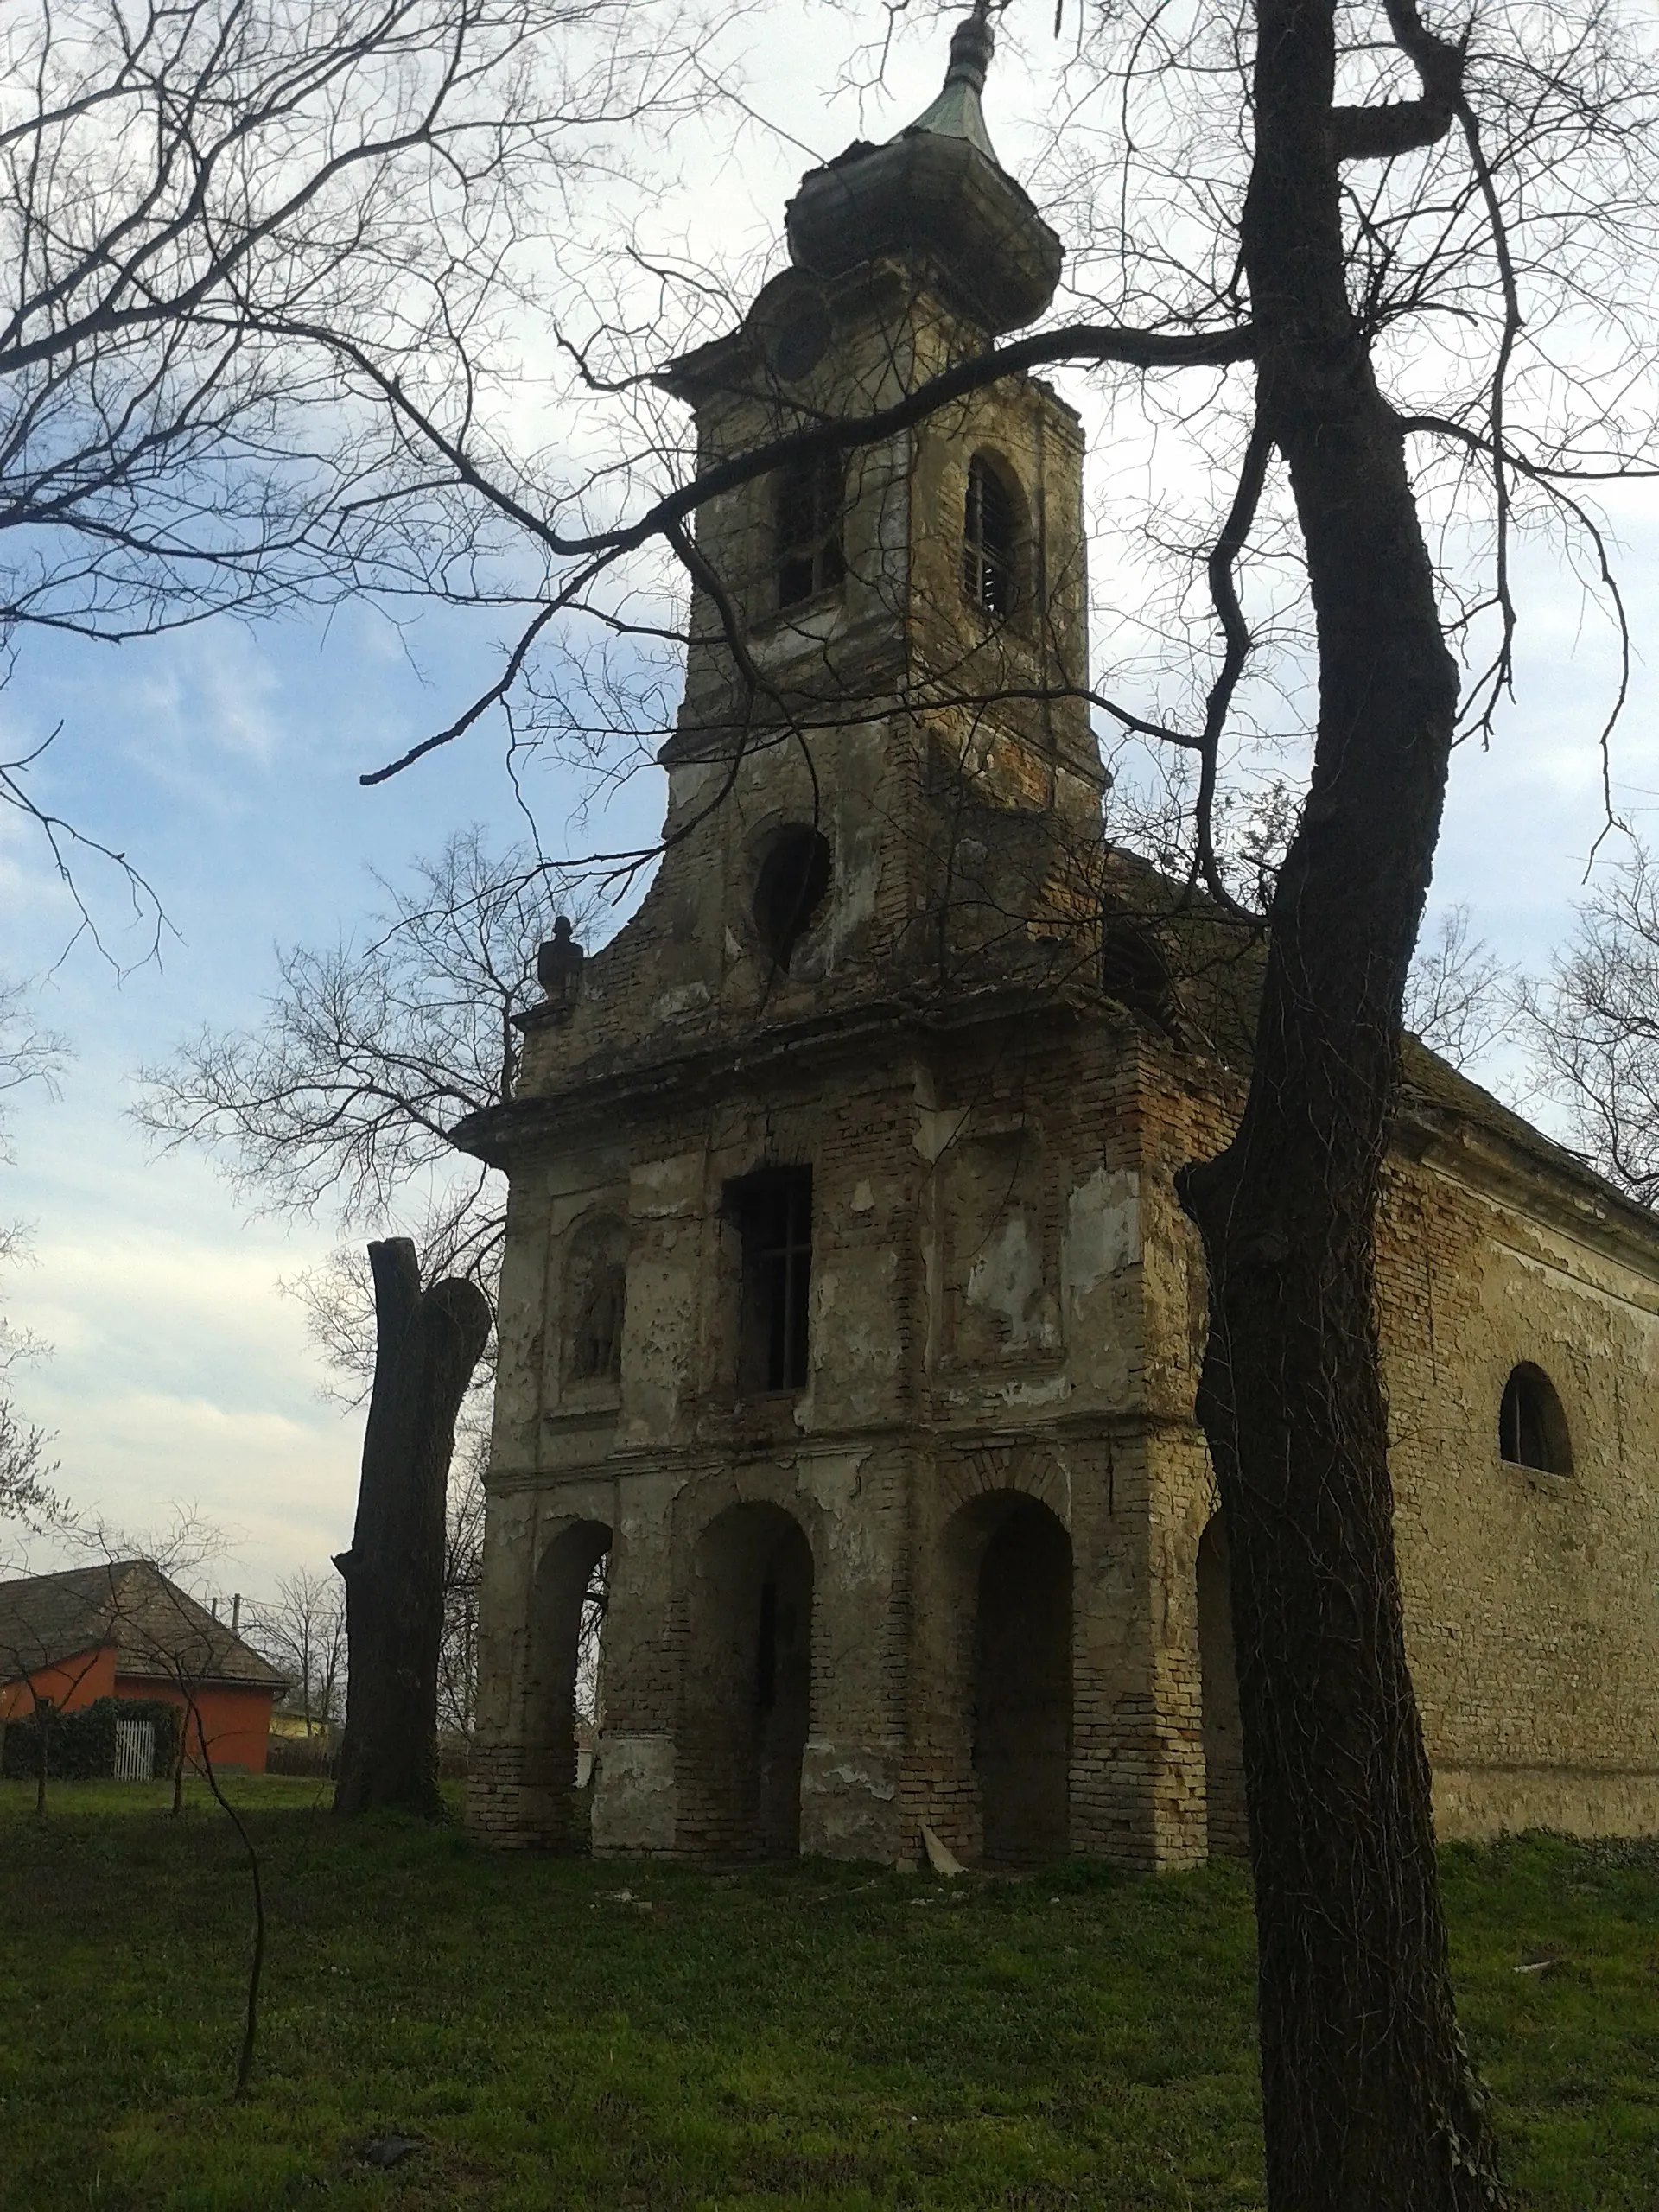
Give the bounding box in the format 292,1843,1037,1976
1176,4,1508,2208
334,1238,492,1819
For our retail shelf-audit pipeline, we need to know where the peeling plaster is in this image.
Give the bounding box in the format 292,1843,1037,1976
913,1103,972,1163
630,1154,703,1219
1065,1166,1141,1303
998,1374,1072,1408
966,1214,1057,1351
651,982,712,1023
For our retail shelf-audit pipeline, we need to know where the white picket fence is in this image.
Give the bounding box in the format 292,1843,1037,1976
113,1717,156,1783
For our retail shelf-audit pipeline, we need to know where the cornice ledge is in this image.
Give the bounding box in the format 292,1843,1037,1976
1395,1103,1659,1277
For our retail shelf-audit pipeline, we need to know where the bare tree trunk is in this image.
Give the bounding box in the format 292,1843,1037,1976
333,1238,491,1818
1177,6,1506,2207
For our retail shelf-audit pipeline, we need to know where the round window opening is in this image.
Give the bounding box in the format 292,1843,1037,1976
1498,1362,1573,1476
767,298,832,382
753,827,832,969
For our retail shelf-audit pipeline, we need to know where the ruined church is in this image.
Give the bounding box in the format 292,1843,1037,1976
455,10,1659,1869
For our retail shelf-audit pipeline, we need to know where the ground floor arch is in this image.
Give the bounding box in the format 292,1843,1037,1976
912,1489,1075,1867
520,1517,611,1847
677,1500,815,1860
970,1495,1073,1866
1197,1510,1248,1858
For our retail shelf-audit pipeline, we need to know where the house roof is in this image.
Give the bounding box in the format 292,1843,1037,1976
0,1560,286,1692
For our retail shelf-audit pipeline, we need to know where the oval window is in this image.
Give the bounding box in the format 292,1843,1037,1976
768,297,832,381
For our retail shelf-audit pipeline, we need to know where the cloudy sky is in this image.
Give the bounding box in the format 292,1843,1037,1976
4,3,1658,1606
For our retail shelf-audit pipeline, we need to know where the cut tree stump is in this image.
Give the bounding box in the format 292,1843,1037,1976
333,1237,492,1818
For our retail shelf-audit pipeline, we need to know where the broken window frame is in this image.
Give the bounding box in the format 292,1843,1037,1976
728,1165,814,1395
962,452,1020,620
752,824,832,969
773,454,846,611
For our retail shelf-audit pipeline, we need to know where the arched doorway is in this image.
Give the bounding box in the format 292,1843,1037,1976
521,1519,611,1847
1197,1511,1248,1858
971,1496,1072,1867
679,1502,815,1860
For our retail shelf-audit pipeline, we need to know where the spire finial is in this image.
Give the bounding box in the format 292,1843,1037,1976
944,0,995,97
781,0,1062,335
898,0,1001,163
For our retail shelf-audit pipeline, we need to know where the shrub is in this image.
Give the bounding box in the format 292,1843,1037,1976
266,1733,469,1781
265,1732,337,1777
1,1697,181,1781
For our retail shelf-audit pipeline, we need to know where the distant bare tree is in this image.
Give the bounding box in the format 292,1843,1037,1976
1405,905,1510,1075
0,1267,60,1535
136,828,599,1386
0,981,68,1532
1521,842,1659,1205
1168,785,1510,1077
437,1428,486,1740
252,1568,346,1738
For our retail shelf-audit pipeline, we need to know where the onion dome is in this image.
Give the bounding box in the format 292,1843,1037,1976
784,2,1062,337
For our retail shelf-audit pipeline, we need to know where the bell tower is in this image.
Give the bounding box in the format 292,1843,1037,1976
519,0,1109,1073
461,10,1198,1879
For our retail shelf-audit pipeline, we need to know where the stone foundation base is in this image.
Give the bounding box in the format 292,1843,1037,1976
800,1738,900,1862
1433,1764,1659,1841
592,1732,678,1856
466,1740,535,1847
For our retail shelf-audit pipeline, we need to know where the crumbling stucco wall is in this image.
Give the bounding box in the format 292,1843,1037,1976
1378,1135,1659,1839
467,997,1190,1866
470,983,1659,1869
1132,1052,1659,1859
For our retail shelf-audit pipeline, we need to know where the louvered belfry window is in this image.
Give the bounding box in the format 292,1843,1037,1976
963,454,1018,619
774,454,846,609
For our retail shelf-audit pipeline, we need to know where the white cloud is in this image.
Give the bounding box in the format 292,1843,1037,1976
22,1382,359,1586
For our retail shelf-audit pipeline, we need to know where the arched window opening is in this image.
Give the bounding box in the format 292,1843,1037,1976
575,1550,609,1749
1499,1363,1573,1475
1197,1512,1248,1859
679,1502,815,1859
565,1216,628,1388
522,1520,612,1848
774,454,845,609
753,824,832,969
972,1497,1071,1866
1100,923,1184,1038
962,454,1020,620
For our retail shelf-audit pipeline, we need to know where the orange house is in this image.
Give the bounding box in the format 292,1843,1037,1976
0,1560,286,1774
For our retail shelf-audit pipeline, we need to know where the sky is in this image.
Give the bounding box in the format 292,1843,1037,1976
5,3,1659,1608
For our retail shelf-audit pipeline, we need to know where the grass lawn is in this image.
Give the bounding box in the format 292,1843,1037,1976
2,1781,1656,2209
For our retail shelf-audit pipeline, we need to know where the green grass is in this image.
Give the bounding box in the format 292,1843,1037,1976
1,1783,1656,2209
